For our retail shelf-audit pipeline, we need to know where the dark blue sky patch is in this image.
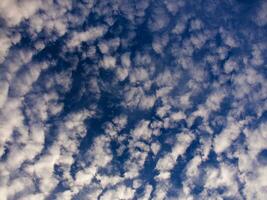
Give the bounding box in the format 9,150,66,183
257,149,267,165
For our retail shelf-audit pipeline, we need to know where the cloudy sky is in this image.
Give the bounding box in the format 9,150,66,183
0,0,267,199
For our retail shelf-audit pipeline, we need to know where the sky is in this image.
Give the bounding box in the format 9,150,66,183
0,0,267,200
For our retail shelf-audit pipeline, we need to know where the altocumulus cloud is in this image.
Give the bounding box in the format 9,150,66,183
0,0,267,200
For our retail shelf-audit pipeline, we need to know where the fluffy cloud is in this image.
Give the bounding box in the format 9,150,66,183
0,0,41,27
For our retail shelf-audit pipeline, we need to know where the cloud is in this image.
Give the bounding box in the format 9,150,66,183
156,132,195,179
0,0,41,27
0,80,9,108
100,185,135,200
68,26,107,48
0,0,266,199
0,32,20,64
101,55,117,69
237,122,267,199
203,164,240,198
148,3,170,32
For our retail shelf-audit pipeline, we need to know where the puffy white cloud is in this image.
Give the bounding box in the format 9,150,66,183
116,66,129,81
213,117,247,154
185,155,202,178
10,62,49,97
132,120,153,140
0,32,20,64
100,185,135,200
0,98,24,157
233,123,267,199
123,86,156,110
140,184,153,200
153,182,169,200
151,142,161,155
203,163,240,198
101,55,117,69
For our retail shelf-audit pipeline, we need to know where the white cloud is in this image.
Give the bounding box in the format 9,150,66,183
0,80,9,108
203,163,240,198
0,107,92,199
0,98,24,157
151,142,161,155
0,0,41,27
221,122,267,199
153,183,169,200
185,155,202,178
68,26,107,48
75,166,97,187
100,185,135,200
129,68,149,83
98,42,109,54
0,1,266,199
156,132,194,180
123,85,156,110
0,32,20,64
10,62,48,97
116,66,129,81
140,184,153,200
132,120,153,140
101,55,117,69
224,59,238,74
213,117,245,154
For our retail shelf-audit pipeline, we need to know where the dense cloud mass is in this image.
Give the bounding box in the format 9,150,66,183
0,0,267,199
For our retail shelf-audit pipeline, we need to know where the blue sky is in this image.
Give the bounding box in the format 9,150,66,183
0,0,267,199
